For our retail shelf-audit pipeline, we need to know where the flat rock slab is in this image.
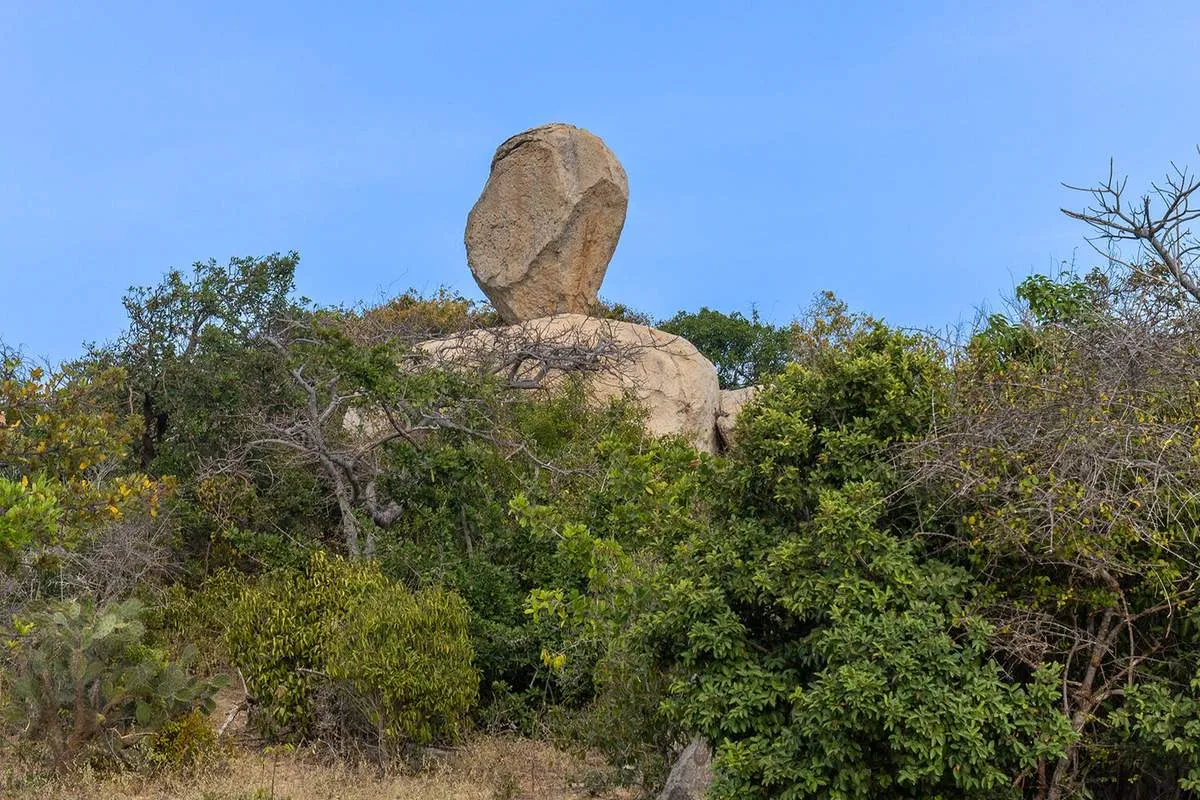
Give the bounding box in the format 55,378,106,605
466,124,629,323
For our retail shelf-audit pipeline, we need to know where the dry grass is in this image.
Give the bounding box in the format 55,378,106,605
0,735,641,800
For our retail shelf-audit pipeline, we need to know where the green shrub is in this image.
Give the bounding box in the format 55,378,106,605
3,597,222,769
148,569,248,674
520,304,1076,797
144,708,226,773
635,314,1073,798
227,550,478,755
226,551,382,739
325,582,477,752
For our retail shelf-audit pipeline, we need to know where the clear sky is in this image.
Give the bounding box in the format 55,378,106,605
3,1,1199,362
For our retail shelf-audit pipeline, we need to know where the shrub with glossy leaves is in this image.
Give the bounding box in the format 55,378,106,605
226,550,478,754
325,582,477,754
227,551,382,739
636,313,1075,798
646,484,1071,799
730,313,943,523
525,300,1074,797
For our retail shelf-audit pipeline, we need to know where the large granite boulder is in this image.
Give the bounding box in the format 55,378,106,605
421,314,720,453
465,124,629,323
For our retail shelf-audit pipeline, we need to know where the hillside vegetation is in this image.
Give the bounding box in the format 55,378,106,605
4,156,1200,799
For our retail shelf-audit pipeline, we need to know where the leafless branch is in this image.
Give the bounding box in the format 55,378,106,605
1062,153,1200,304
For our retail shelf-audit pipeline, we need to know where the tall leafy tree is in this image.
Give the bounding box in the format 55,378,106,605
658,307,792,389
109,253,299,471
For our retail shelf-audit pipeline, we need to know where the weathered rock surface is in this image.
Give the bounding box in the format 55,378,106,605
715,385,760,450
421,314,720,453
657,738,713,800
465,124,629,323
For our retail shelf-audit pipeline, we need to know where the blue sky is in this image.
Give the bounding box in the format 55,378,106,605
3,1,1199,361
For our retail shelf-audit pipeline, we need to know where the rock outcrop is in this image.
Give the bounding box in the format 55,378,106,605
465,123,629,323
369,122,761,454
657,738,713,800
341,406,387,440
421,314,721,453
715,385,760,450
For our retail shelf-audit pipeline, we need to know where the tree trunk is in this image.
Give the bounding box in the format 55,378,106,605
333,478,361,557
140,391,157,470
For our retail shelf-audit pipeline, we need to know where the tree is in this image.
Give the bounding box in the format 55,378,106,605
246,316,472,557
911,270,1200,798
110,253,299,470
658,307,792,389
244,306,653,557
1062,153,1200,307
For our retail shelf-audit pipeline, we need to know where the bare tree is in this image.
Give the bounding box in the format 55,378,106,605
1062,153,1200,304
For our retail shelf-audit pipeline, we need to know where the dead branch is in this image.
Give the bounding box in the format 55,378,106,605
1062,153,1200,304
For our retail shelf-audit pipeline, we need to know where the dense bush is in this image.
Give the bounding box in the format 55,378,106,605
143,708,226,773
226,551,478,757
324,581,477,753
524,304,1076,798
2,597,221,769
0,354,166,578
149,568,248,675
908,271,1200,797
645,484,1071,799
526,274,1200,798
369,379,658,722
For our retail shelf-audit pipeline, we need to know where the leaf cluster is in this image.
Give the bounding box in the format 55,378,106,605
225,551,478,758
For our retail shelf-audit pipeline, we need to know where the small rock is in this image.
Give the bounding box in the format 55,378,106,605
715,385,760,450
658,738,713,800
